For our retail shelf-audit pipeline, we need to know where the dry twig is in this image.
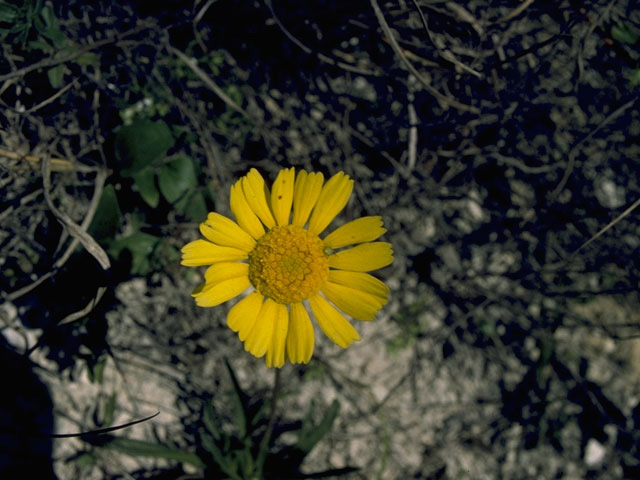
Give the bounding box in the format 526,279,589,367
498,0,535,23
167,44,251,119
6,158,109,305
549,96,638,201
0,25,150,83
369,0,480,114
571,196,640,257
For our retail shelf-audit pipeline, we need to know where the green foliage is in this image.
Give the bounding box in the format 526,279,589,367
78,361,354,478
294,399,340,455
301,359,327,380
46,64,65,88
109,232,166,276
610,22,640,87
0,1,97,88
34,4,65,49
102,392,117,428
0,0,43,45
194,362,357,479
131,168,160,208
158,155,197,204
100,437,206,468
131,154,210,221
88,183,184,276
84,115,211,276
70,450,98,467
116,119,175,176
86,354,107,384
114,119,209,221
611,22,640,45
88,184,122,241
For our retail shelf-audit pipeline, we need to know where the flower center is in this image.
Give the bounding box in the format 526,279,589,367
248,225,329,304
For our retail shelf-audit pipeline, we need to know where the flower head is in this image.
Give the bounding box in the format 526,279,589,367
181,167,393,367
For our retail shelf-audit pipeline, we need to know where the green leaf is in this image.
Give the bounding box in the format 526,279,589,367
109,232,160,275
132,168,160,208
203,401,222,442
630,68,640,87
0,4,20,23
38,5,65,48
103,392,117,428
157,155,197,204
295,400,340,454
87,355,106,384
200,431,227,466
116,119,174,176
225,360,248,438
611,23,640,45
88,184,122,241
39,5,56,28
175,190,208,222
102,436,205,468
239,447,255,478
155,241,181,265
47,64,64,88
27,39,52,52
76,51,100,68
71,451,97,467
185,191,208,222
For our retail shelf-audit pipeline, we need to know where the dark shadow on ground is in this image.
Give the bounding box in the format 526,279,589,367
0,337,56,479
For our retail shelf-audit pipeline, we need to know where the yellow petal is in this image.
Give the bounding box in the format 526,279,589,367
328,270,389,298
230,181,265,239
244,298,278,358
292,170,324,227
181,239,248,266
265,303,289,368
192,275,250,307
308,294,360,348
227,291,264,341
308,172,354,235
286,303,314,363
323,216,386,249
204,262,248,285
199,212,256,252
321,281,387,321
242,169,275,229
328,242,393,272
270,167,295,226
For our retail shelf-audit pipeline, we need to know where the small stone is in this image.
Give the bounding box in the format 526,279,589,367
584,438,606,467
595,178,626,209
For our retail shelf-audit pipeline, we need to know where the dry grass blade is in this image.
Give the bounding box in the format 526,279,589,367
41,156,110,270
0,147,74,171
571,196,640,257
5,161,109,302
58,286,107,326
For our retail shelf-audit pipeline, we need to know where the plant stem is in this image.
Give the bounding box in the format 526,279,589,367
255,368,281,477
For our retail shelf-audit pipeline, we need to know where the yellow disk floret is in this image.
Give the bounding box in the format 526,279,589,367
248,225,329,304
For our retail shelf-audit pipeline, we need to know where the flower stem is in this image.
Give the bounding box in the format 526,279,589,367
256,367,281,477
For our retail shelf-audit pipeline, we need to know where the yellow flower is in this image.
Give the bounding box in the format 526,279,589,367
181,168,393,368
